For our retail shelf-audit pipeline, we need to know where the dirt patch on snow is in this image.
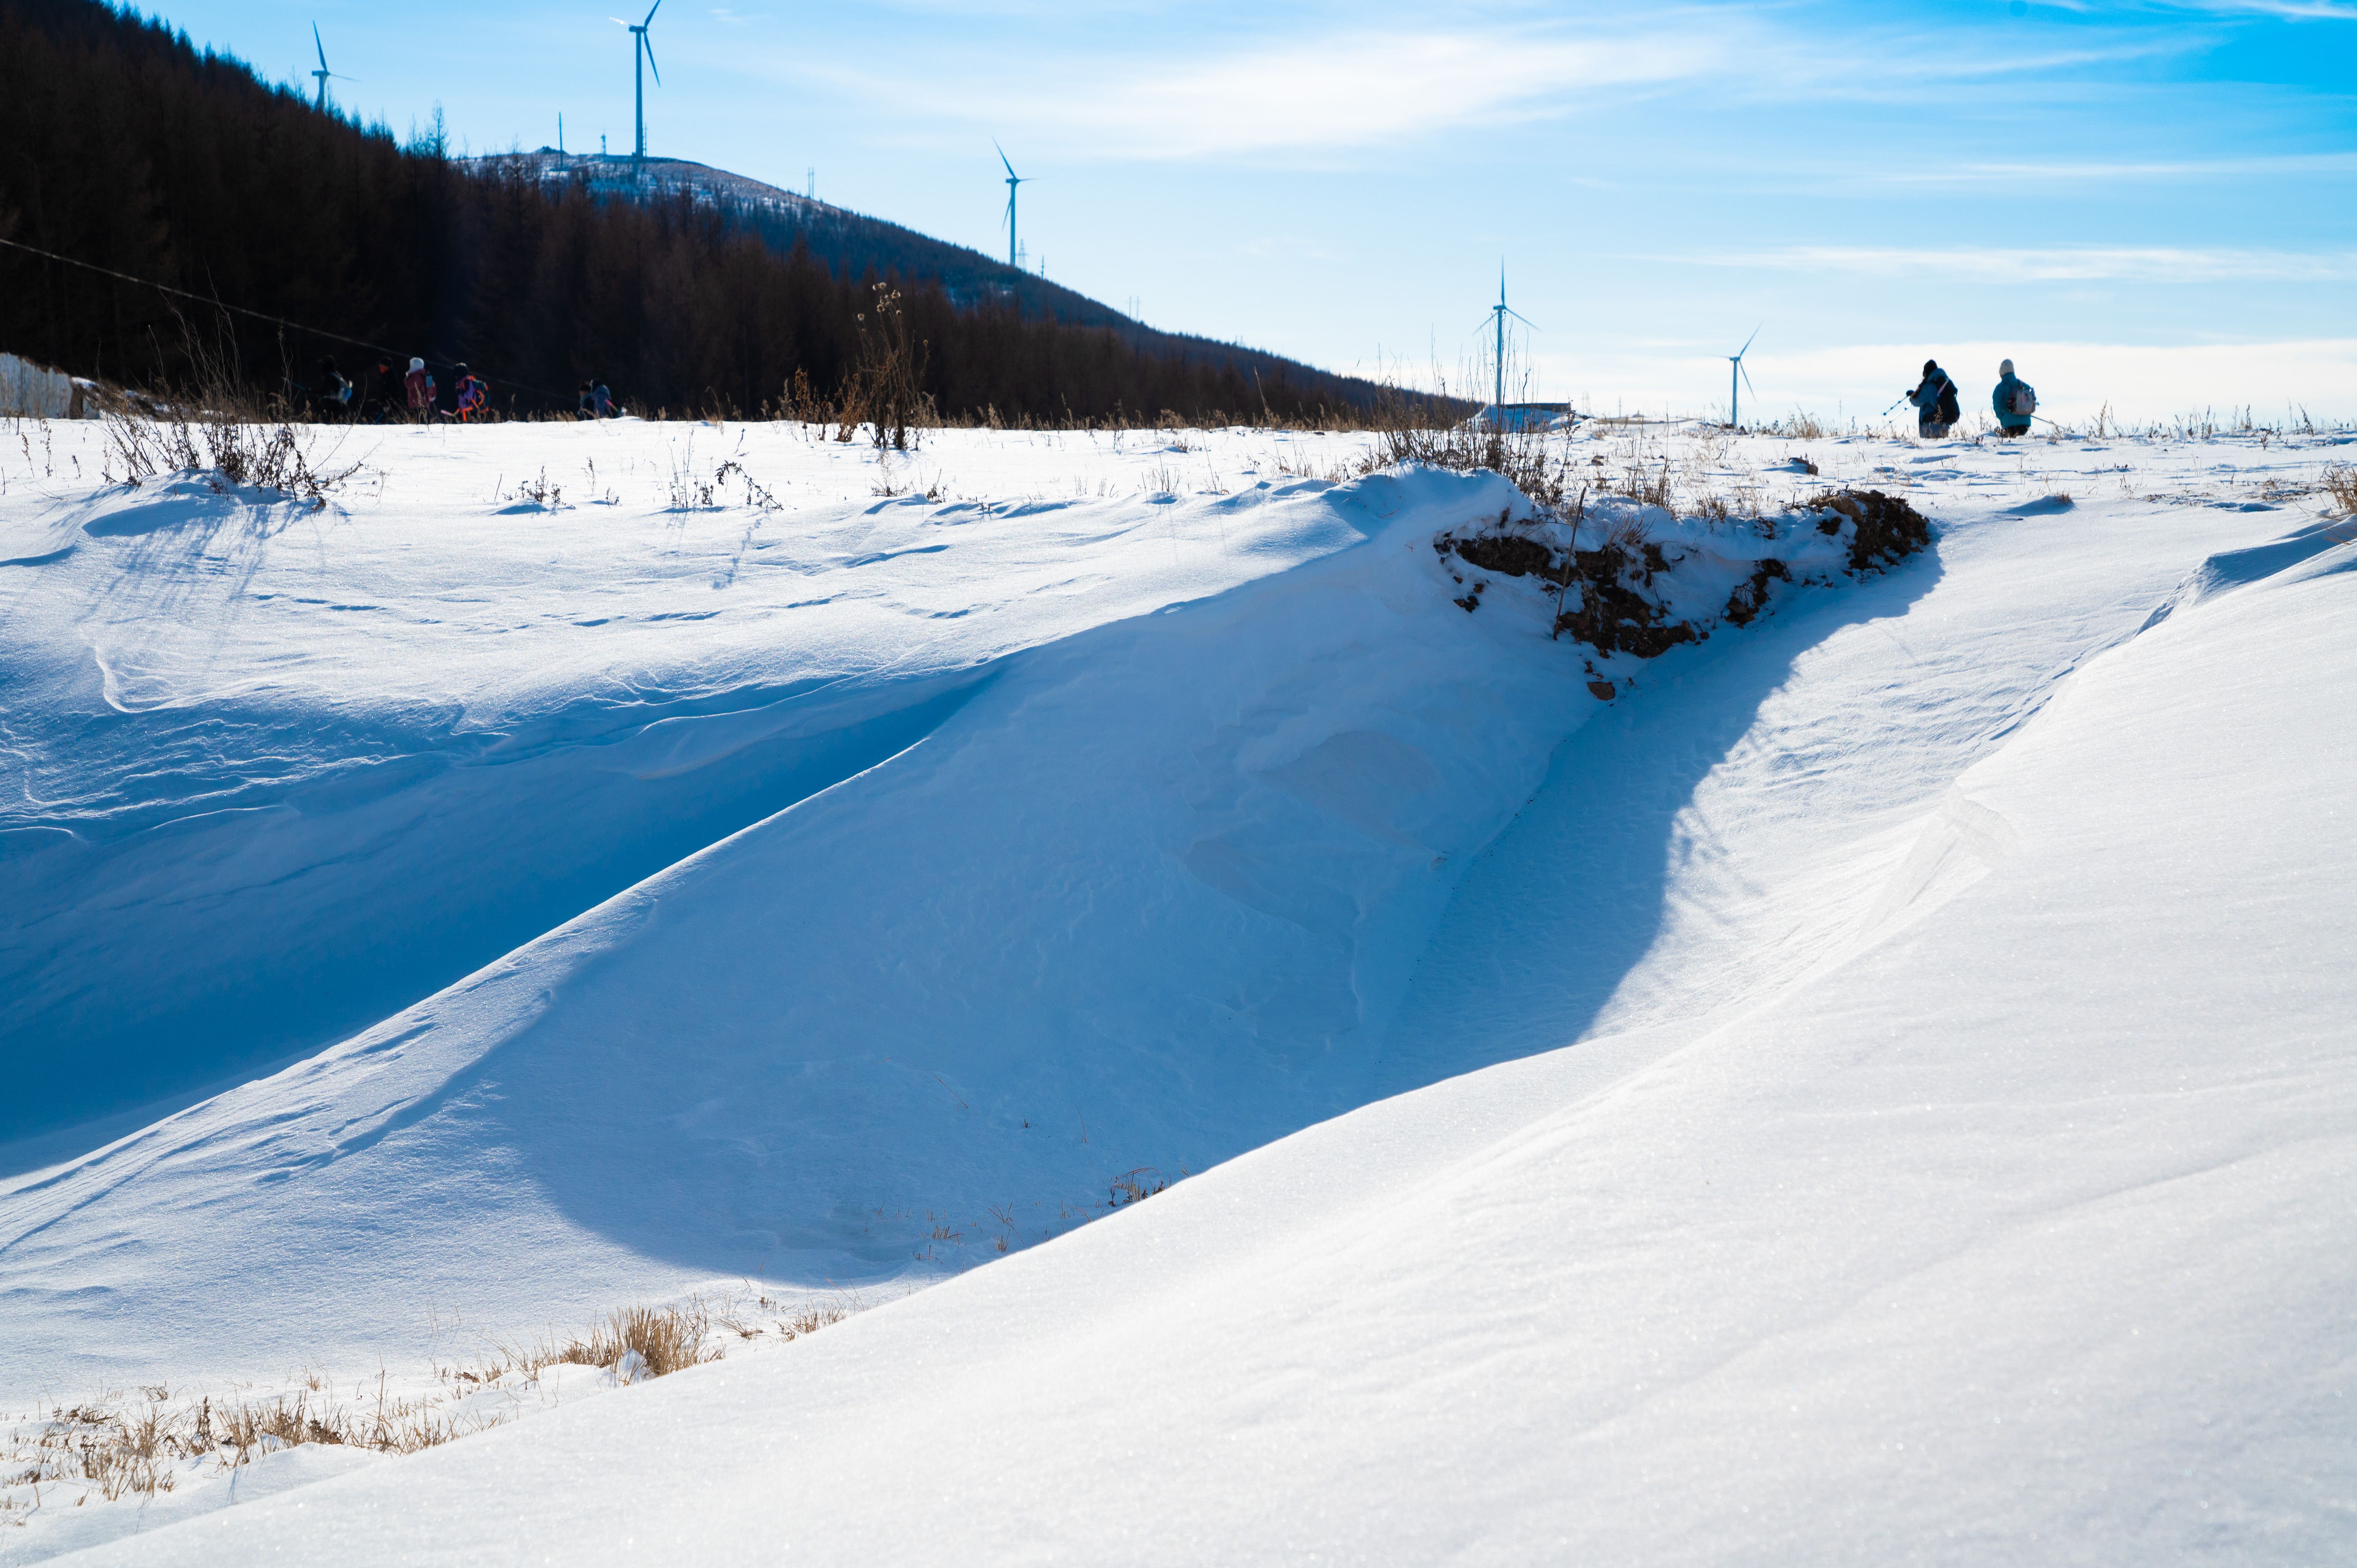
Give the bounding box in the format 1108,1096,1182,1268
1809,488,1931,574
1436,487,1930,663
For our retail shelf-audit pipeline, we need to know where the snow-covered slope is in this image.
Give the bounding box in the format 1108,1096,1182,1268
0,423,1380,1153
4,415,2352,1562
3,453,1608,1394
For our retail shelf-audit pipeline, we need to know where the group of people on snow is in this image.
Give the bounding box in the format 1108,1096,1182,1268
306,345,2034,439
295,357,619,423
1906,358,2038,440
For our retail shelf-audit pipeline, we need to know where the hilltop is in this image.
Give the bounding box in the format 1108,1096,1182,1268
463,149,1399,417
0,0,1393,422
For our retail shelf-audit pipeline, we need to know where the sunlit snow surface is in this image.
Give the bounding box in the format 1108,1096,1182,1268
2,416,2352,1563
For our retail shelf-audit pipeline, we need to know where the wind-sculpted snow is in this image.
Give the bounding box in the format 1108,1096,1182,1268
56,493,2357,1567
1,432,1372,1150
2,416,2351,1563
4,431,1671,1391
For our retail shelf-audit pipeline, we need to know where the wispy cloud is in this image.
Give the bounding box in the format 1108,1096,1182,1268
778,2,2227,161
804,25,1745,158
1657,245,2357,283
2158,0,2357,18
1870,152,2357,184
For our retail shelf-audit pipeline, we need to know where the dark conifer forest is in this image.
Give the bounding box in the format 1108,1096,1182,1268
0,0,1393,421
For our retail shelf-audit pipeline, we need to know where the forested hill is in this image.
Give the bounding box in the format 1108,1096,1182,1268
0,0,1394,421
472,151,1325,390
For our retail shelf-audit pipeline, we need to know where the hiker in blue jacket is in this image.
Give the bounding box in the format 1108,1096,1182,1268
1906,359,1959,438
1993,359,2035,437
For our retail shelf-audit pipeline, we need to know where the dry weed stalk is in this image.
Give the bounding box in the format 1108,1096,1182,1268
2321,463,2357,514
845,283,937,452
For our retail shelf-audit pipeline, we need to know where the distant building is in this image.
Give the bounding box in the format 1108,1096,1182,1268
1468,402,1578,433
1,353,87,418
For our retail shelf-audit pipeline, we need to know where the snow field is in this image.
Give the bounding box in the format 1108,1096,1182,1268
2,413,2353,1562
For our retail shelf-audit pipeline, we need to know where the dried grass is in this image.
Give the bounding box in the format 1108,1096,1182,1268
95,353,366,505
4,1380,474,1508
2321,463,2357,514
0,1299,799,1517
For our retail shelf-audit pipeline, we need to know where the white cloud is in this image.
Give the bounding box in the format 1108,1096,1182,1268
1869,152,2357,184
744,6,2231,159
2163,0,2357,18
799,23,1750,159
1656,246,2357,284
1520,338,2357,425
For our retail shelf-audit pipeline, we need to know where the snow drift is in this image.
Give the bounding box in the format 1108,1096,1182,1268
40,460,2357,1566
7,452,1661,1388
3,415,2349,1563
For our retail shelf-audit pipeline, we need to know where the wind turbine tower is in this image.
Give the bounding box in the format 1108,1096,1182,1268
308,24,350,113
1486,267,1537,417
997,144,1028,270
1727,326,1761,430
614,1,663,171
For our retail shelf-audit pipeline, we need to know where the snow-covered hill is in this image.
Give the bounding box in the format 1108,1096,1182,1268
2,413,2351,1562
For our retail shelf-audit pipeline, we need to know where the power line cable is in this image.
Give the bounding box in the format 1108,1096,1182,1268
0,233,578,403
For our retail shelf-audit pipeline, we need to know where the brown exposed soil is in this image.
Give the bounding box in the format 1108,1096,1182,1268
1721,557,1791,627
1452,535,1554,577
1552,575,1696,658
1811,488,1931,573
1436,486,1928,666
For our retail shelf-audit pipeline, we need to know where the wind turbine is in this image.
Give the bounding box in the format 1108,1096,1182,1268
308,24,353,113
1727,325,1761,430
611,0,662,171
1484,265,1538,417
996,143,1028,270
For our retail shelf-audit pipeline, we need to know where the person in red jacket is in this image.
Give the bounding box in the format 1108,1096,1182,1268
403,357,432,420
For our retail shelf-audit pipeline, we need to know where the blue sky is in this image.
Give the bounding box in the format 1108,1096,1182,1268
160,0,2355,422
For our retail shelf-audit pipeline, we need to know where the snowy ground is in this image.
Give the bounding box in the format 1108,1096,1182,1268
2,413,2351,1562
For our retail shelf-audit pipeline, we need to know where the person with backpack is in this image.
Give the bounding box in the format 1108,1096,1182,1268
592,379,615,418
1993,359,2035,437
403,357,432,421
316,357,353,421
578,380,597,419
453,364,489,423
1906,359,1959,438
367,359,401,421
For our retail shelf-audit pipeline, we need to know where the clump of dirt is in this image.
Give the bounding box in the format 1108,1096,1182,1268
1442,525,1696,659
1721,557,1791,628
1809,488,1930,573
1552,569,1695,657
1436,484,1929,666
1452,535,1553,578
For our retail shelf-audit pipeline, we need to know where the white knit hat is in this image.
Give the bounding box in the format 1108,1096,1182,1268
409,357,425,372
